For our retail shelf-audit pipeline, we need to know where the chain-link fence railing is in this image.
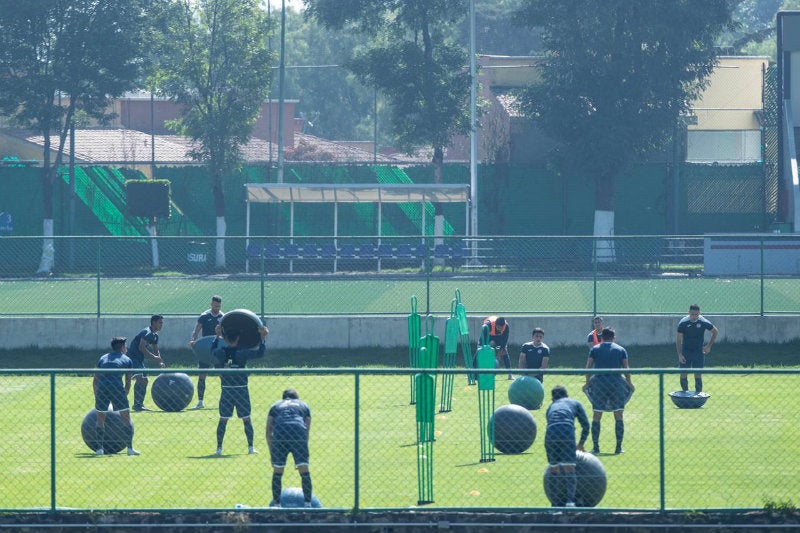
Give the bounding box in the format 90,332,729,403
1,367,796,512
1,234,800,316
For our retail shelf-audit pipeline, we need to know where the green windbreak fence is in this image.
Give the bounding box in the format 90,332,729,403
0,160,777,237
2,367,797,512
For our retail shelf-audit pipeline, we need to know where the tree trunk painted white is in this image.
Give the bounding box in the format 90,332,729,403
593,209,616,263
148,223,159,268
216,216,227,268
36,219,55,275
433,214,445,266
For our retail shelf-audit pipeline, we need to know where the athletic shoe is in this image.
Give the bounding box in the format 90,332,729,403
127,447,141,456
590,447,600,455
214,447,223,456
268,500,281,508
565,502,576,507
507,374,514,380
95,448,104,456
614,446,624,454
248,446,258,454
303,502,312,508
133,405,152,412
191,401,205,410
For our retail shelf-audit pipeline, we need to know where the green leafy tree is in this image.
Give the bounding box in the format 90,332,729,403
517,0,735,248
304,0,471,232
154,0,273,268
0,0,147,273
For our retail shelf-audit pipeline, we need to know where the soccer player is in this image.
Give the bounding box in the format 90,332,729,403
128,315,165,411
211,324,268,456
266,388,313,508
519,327,550,382
545,385,590,507
586,316,604,350
482,316,512,380
93,336,140,456
188,295,224,409
676,304,718,393
583,327,634,455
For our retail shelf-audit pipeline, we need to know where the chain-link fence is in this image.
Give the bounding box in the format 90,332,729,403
1,234,800,316
1,367,796,512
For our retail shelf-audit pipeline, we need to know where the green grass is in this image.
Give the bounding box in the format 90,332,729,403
1,343,799,511
2,275,800,315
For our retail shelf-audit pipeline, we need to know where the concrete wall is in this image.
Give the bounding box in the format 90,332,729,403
2,315,799,351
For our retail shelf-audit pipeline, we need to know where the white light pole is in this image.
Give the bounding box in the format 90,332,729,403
277,0,286,183
469,0,479,260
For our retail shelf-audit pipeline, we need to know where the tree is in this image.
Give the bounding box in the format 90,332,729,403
516,0,735,251
304,0,472,236
0,0,147,274
154,0,273,268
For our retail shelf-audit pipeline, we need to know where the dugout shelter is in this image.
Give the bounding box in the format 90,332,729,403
244,183,471,272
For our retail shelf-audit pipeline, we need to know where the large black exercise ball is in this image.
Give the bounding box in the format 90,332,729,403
81,409,132,454
543,450,607,507
151,373,195,412
279,487,322,508
489,404,537,454
508,376,545,410
220,309,263,349
192,335,227,366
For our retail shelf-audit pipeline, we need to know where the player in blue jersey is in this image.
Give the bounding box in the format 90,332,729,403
676,304,718,393
188,296,224,409
518,327,550,382
211,324,268,456
266,388,313,508
545,385,590,507
128,315,165,412
93,337,140,456
583,328,634,455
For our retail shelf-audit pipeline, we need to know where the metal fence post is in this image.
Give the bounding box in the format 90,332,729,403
760,238,765,317
353,372,360,513
96,238,101,318
659,373,665,512
50,372,57,512
592,237,598,316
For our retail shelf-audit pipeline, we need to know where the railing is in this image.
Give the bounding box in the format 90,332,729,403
1,367,796,512
0,234,799,316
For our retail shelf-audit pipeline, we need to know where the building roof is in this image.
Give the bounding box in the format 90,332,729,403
2,128,439,165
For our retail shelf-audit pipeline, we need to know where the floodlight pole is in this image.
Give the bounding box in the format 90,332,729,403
468,0,479,262
276,0,286,183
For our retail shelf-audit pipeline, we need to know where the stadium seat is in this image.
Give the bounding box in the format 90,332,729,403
377,244,394,258
245,244,262,258
339,244,356,258
395,244,413,258
320,244,337,258
433,244,451,259
263,244,281,259
358,244,376,258
283,244,299,258
299,243,319,258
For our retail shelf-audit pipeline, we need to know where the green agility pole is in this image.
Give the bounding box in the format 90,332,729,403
477,323,496,463
415,314,437,505
408,296,421,405
440,299,459,413
454,289,475,385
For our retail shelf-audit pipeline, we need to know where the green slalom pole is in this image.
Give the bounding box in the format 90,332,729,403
420,315,439,410
408,296,421,405
415,320,437,505
476,323,496,463
440,299,459,413
454,289,475,385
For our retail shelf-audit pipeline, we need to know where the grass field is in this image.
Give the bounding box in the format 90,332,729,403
1,343,798,511
2,275,800,315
